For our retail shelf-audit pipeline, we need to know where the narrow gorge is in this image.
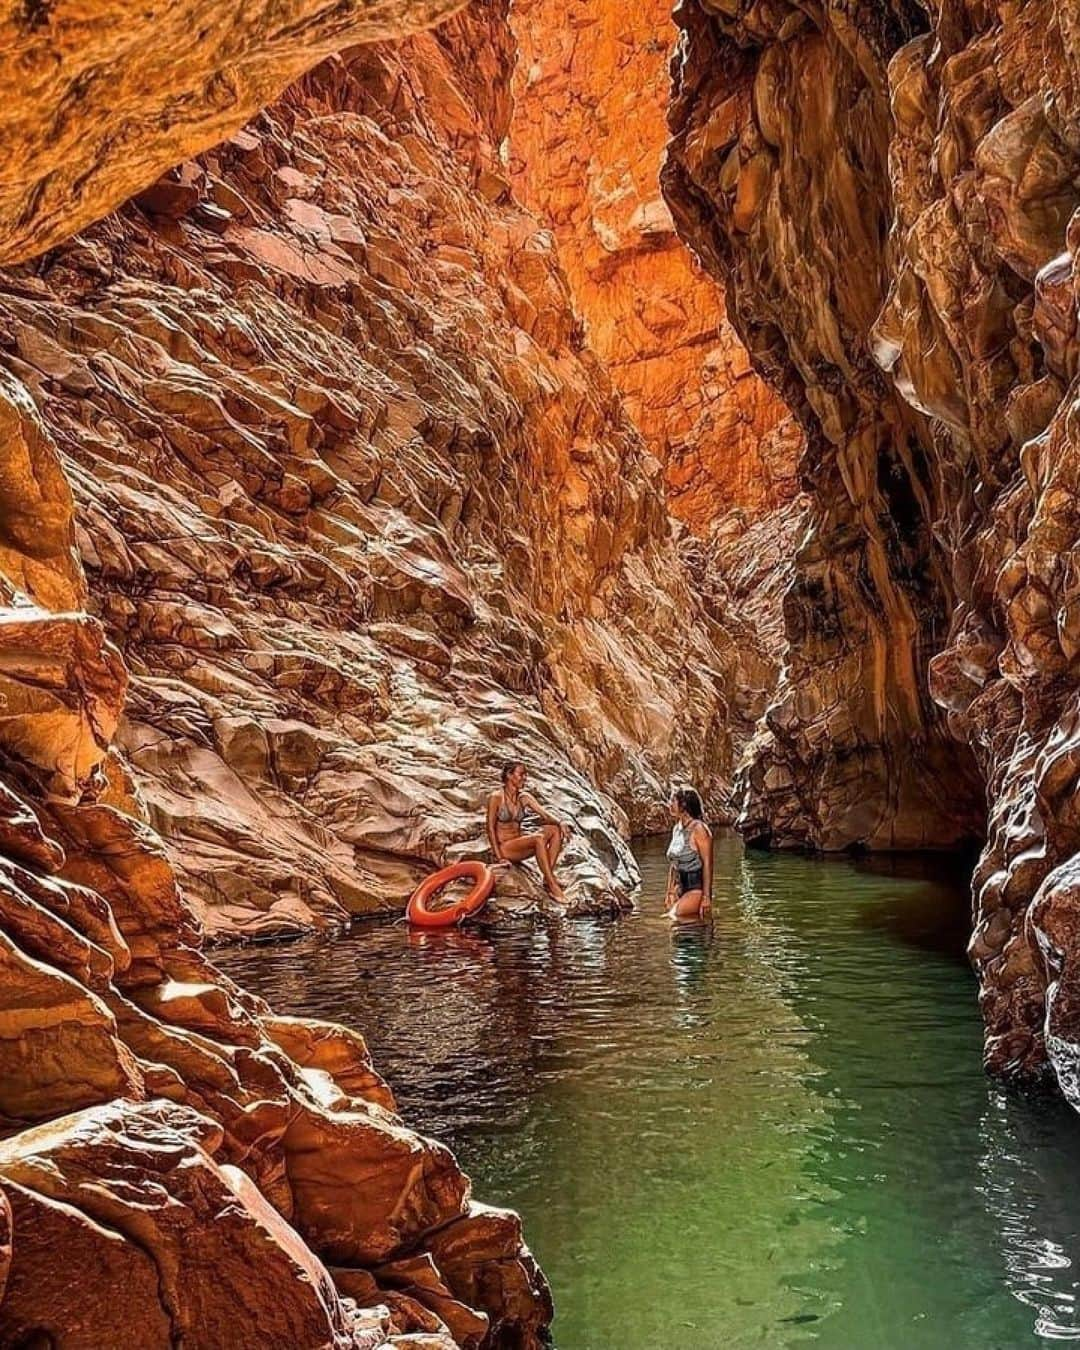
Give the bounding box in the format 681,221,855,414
0,0,1079,1345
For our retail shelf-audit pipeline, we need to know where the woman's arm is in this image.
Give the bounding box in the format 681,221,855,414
665,864,677,911
486,793,504,861
696,825,713,917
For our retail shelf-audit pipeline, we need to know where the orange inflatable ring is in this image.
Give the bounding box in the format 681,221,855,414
406,861,495,928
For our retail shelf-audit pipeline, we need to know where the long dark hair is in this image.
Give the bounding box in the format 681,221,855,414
501,760,526,785
675,787,704,820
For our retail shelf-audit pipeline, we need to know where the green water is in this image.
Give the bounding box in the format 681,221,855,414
216,835,1080,1348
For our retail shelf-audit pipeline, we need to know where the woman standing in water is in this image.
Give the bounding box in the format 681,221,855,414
665,787,713,921
487,761,569,903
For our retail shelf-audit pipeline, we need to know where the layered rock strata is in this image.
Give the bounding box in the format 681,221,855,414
509,0,799,533
0,368,551,1346
666,0,1080,1091
0,0,800,1340
0,6,767,939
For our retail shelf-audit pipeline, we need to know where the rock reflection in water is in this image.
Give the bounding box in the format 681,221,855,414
217,834,1080,1348
978,1088,1080,1340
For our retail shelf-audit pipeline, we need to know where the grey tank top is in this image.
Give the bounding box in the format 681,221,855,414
667,820,703,868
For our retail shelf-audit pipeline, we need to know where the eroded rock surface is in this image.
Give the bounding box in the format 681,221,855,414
666,0,1080,1091
509,0,799,533
0,0,468,263
0,6,766,938
0,367,550,1344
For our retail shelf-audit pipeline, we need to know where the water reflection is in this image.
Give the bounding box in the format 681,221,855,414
978,1087,1080,1340
216,834,1080,1349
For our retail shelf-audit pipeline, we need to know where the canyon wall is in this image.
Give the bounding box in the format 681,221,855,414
0,3,602,1344
0,318,551,1348
666,0,1080,1091
0,0,467,261
0,0,794,1335
508,0,800,533
0,6,778,941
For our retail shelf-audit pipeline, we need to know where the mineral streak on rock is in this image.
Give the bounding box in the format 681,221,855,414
508,0,800,534
0,0,470,263
665,0,1080,1091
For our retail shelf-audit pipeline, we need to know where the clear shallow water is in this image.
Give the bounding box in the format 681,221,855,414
216,835,1080,1349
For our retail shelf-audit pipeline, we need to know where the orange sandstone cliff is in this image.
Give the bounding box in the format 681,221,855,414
0,0,789,1339
508,0,800,532
0,8,777,941
665,0,1080,1094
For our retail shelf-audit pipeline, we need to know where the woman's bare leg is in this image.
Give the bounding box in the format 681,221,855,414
668,888,704,920
500,833,565,900
532,833,565,899
542,823,563,867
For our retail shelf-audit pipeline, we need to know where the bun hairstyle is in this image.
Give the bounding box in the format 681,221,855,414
501,760,526,785
675,787,704,820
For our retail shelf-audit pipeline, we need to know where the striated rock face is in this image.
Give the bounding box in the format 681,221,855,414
0,0,792,1339
666,0,986,859
0,0,467,263
508,0,799,533
0,371,550,1346
666,0,1080,1091
0,5,763,939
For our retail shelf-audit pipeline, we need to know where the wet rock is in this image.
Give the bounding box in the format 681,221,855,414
425,1203,554,1349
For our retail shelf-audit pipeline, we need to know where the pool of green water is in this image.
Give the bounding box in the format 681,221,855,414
216,835,1080,1348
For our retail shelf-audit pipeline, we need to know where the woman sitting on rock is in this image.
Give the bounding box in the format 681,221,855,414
487,760,569,904
665,787,713,921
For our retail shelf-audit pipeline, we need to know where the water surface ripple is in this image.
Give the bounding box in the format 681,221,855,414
216,835,1080,1349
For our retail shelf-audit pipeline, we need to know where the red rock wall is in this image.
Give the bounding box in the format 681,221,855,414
0,0,803,1338
0,0,468,262
508,0,800,533
666,0,1080,1093
0,362,551,1346
0,5,775,941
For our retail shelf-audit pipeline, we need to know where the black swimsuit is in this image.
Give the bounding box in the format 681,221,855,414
669,820,705,895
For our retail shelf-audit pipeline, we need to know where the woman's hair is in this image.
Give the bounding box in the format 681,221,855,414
501,760,526,785
675,787,704,820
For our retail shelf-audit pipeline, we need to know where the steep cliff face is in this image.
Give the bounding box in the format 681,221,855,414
0,6,771,940
666,0,1080,1090
666,0,985,858
0,0,786,1339
508,0,800,534
0,366,551,1347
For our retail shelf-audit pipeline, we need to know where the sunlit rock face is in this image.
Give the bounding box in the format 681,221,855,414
0,2,767,938
0,371,551,1346
0,0,467,263
666,0,1080,1091
508,0,799,534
